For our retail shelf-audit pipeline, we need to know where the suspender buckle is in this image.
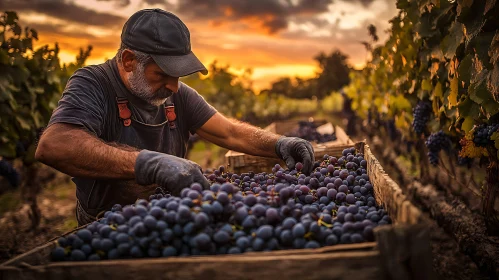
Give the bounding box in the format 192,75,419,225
116,98,132,127
165,104,177,129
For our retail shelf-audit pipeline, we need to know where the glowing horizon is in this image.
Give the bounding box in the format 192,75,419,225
8,0,397,90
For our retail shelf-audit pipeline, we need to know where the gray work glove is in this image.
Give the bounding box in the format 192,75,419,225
135,150,210,195
275,137,315,175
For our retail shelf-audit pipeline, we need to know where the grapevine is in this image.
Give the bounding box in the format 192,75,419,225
343,0,499,225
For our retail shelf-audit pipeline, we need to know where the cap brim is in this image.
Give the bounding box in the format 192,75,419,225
151,51,208,77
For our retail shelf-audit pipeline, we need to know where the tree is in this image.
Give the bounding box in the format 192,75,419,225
314,50,351,101
266,50,351,102
0,11,92,228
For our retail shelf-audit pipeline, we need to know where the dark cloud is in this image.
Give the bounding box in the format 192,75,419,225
95,0,169,7
174,0,333,34
353,0,377,7
0,0,126,27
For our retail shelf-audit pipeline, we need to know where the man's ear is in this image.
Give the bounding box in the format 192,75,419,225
121,49,136,72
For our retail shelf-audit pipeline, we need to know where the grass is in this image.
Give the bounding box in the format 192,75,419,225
0,190,21,217
60,217,78,232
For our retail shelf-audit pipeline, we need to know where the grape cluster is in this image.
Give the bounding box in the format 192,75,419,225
286,121,337,143
473,124,499,147
412,101,432,135
148,187,170,201
425,131,450,165
0,159,20,188
51,147,391,262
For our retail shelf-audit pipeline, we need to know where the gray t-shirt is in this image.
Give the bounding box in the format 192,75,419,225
47,58,217,215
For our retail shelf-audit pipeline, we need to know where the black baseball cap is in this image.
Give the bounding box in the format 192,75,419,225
121,9,208,77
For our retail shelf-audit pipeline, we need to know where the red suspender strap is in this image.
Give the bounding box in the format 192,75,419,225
116,98,132,127
165,104,177,129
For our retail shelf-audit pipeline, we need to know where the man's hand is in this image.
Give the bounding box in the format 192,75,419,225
134,150,210,195
275,137,315,175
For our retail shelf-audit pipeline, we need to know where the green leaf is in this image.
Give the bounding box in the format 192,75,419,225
460,0,486,42
457,0,474,19
0,142,16,158
490,31,499,65
422,79,433,91
458,54,473,85
15,116,31,130
483,101,499,117
462,116,474,132
457,97,480,119
449,76,459,107
472,33,495,68
441,21,464,59
488,63,499,97
0,49,8,64
469,72,493,104
434,81,443,97
491,132,499,148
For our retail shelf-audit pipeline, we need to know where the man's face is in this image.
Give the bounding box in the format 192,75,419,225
126,58,179,106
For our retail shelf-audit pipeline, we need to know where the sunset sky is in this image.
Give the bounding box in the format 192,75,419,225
2,0,398,90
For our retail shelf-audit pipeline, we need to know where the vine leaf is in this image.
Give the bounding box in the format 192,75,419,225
441,21,464,59
449,76,459,107
458,54,473,86
434,81,443,98
457,97,480,119
492,132,499,149
490,31,499,65
488,64,499,99
460,0,486,43
491,132,499,158
462,116,474,132
422,79,432,91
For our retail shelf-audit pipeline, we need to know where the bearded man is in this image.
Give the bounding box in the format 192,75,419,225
35,8,314,226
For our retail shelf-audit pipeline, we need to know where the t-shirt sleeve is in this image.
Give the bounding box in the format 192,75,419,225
178,82,217,134
47,68,107,137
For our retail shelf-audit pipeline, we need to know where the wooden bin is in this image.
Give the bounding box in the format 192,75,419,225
263,119,328,135
226,124,354,174
0,142,433,280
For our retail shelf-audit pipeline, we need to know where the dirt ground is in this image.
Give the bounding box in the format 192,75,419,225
0,170,77,262
0,143,493,279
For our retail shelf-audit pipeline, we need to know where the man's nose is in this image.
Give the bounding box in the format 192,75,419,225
165,76,179,93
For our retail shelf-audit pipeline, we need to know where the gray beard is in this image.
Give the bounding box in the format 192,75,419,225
127,62,174,106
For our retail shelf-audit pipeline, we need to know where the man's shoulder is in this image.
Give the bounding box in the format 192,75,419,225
178,81,197,95
63,61,115,104
66,61,114,93
71,61,111,82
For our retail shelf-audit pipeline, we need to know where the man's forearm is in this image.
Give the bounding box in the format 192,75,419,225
35,123,139,180
227,119,281,158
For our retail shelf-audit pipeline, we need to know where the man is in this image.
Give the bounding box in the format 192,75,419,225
35,9,314,226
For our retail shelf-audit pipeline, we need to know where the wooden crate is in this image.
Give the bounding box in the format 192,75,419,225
263,119,328,135
226,124,354,174
0,142,433,280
